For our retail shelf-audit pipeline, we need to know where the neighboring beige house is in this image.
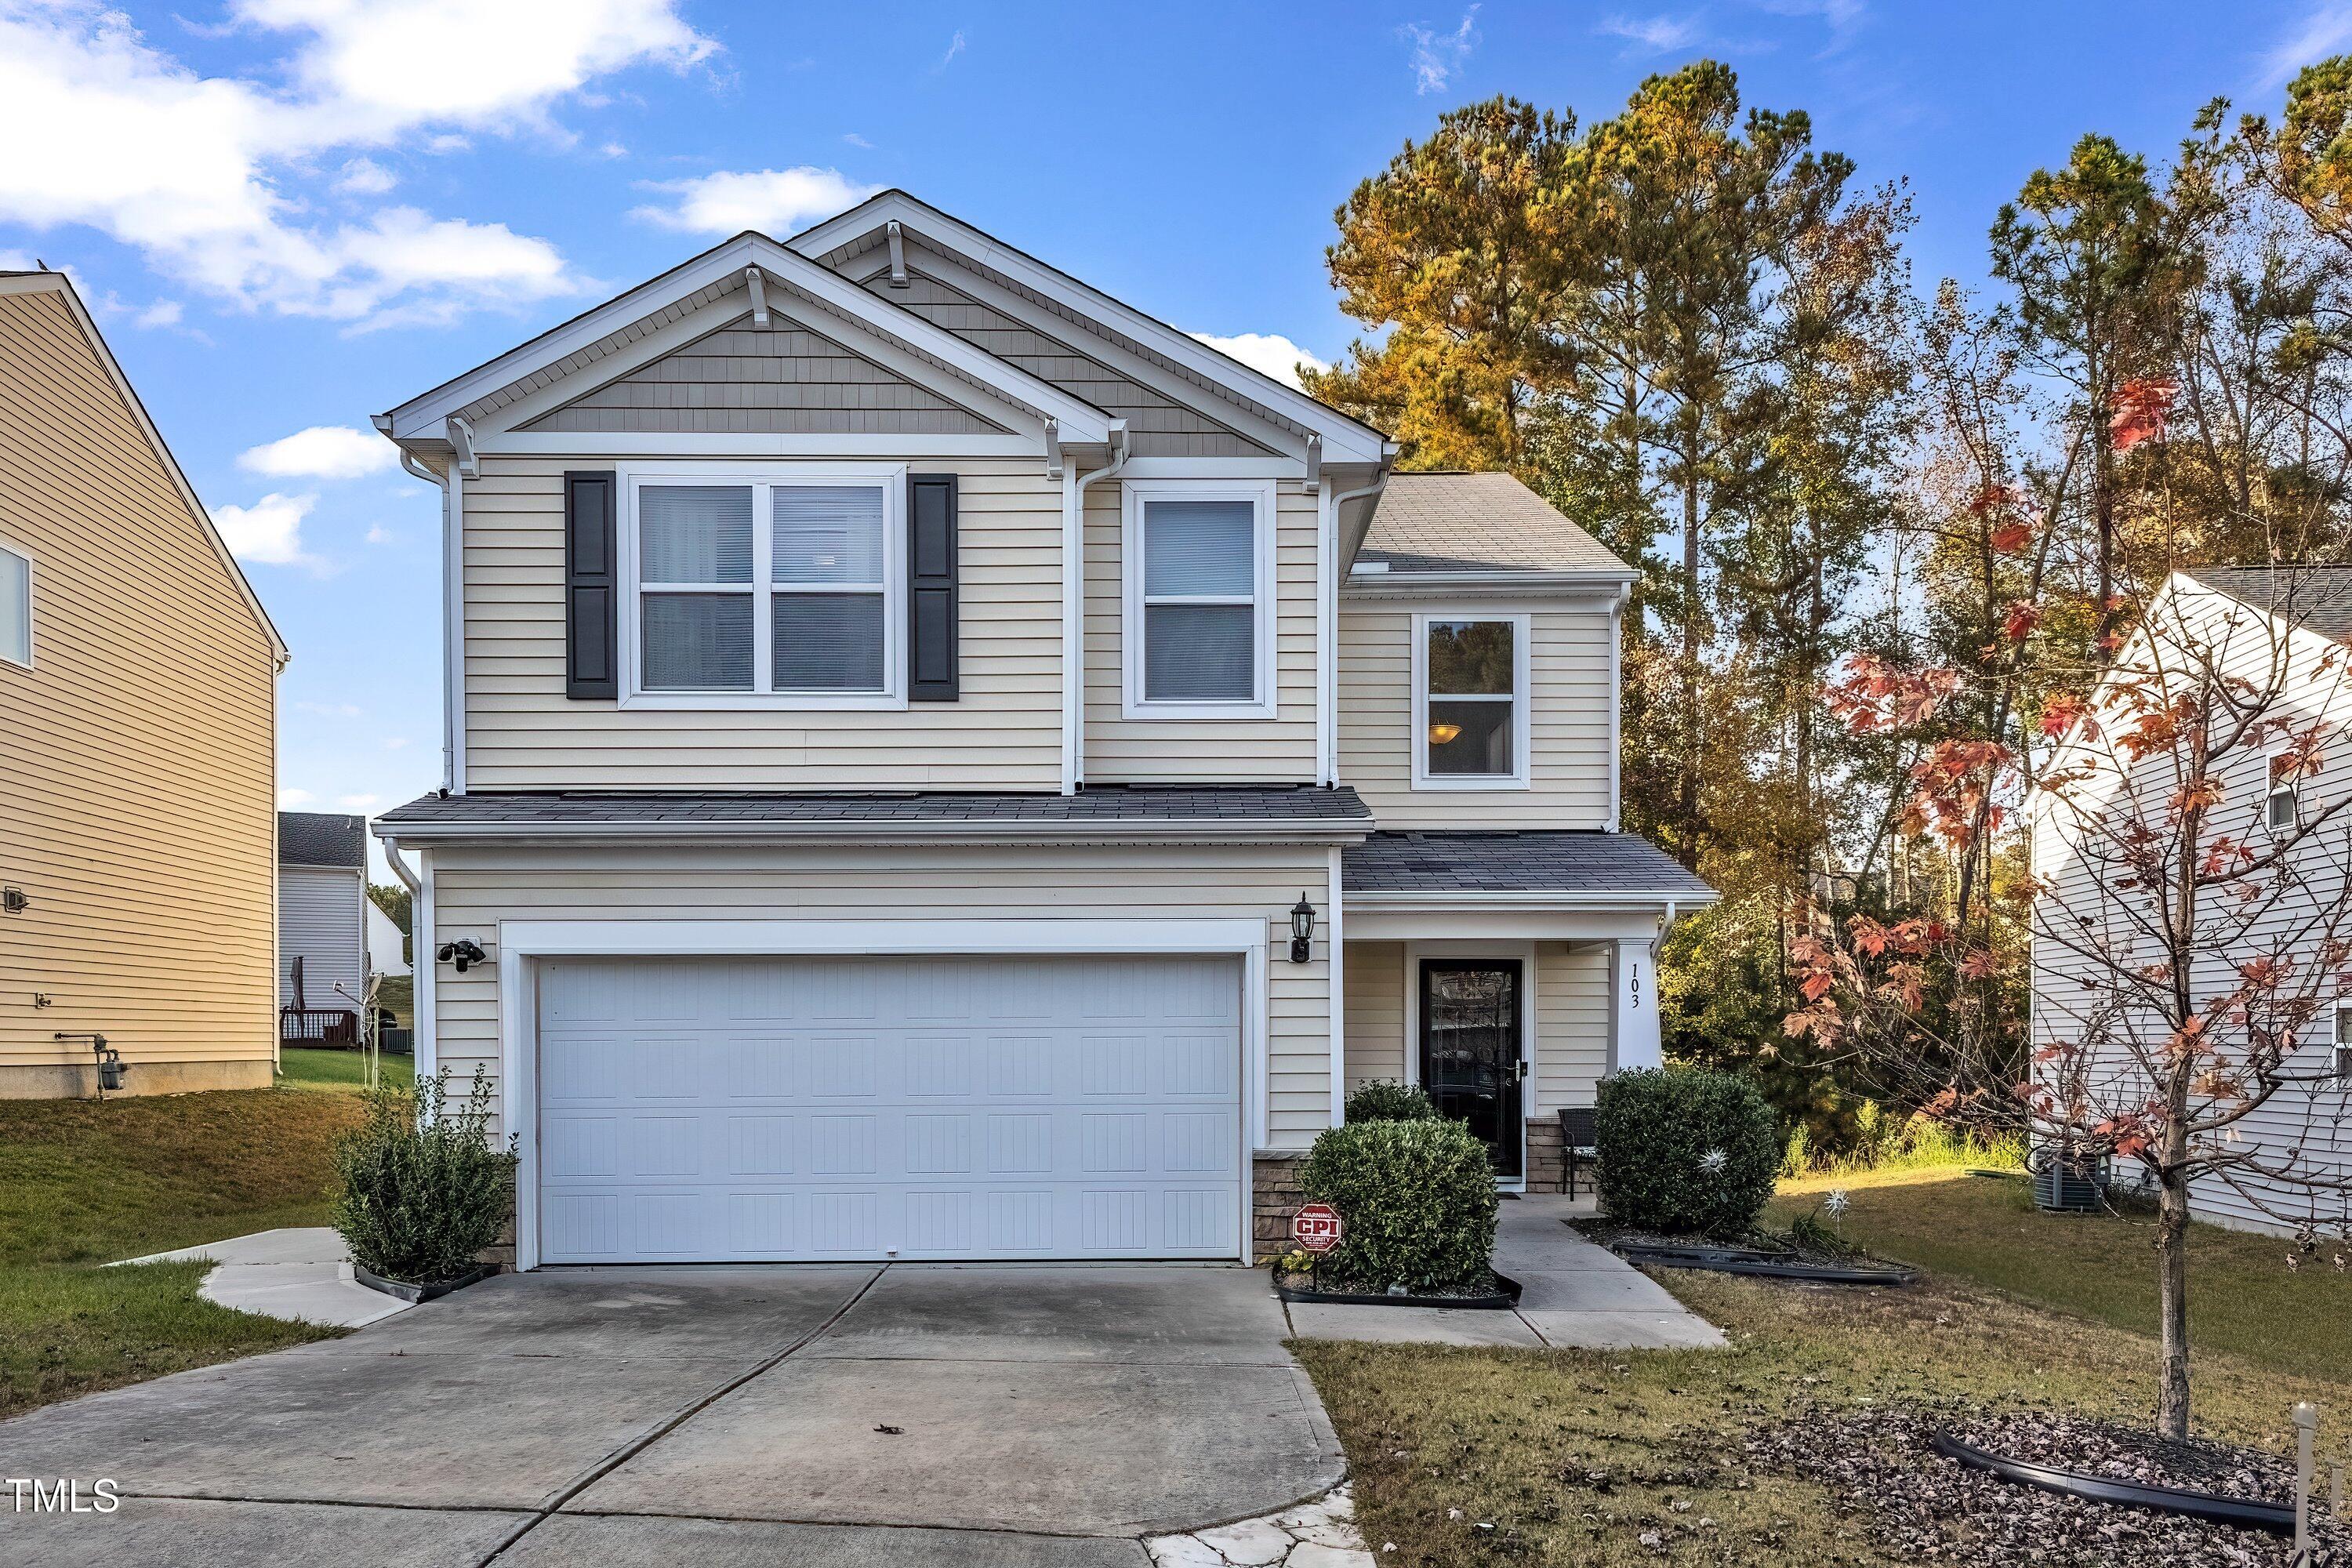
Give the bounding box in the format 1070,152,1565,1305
372,192,1711,1266
0,271,286,1098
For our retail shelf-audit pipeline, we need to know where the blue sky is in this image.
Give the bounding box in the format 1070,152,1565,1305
5,0,2348,876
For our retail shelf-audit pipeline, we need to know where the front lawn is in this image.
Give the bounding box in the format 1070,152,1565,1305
278,1045,415,1091
0,1087,365,1418
1296,1168,2352,1565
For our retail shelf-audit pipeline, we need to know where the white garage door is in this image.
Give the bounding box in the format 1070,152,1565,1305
534,953,1244,1263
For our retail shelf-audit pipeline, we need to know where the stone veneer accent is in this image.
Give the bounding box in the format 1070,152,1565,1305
1525,1116,1566,1194
1252,1152,1309,1261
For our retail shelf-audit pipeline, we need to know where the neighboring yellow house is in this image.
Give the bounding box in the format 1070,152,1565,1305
0,270,286,1098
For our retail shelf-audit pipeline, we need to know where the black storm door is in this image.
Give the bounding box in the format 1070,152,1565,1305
1417,960,1523,1179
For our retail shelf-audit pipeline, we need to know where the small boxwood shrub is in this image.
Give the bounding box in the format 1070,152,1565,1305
332,1067,517,1284
1343,1079,1441,1124
1594,1067,1777,1237
1298,1117,1497,1290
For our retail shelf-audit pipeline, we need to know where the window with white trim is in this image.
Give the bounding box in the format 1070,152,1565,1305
2332,1004,2352,1080
2267,750,2299,833
1123,482,1275,717
1413,612,1531,789
0,540,27,669
626,470,901,706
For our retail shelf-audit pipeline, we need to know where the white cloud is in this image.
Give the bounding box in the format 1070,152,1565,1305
1189,332,1329,391
1401,7,1479,93
2261,4,2352,88
843,132,873,149
295,699,363,717
630,166,882,236
277,786,314,807
210,492,318,566
365,523,394,544
336,793,380,811
0,1,713,327
332,157,396,194
383,735,410,750
1597,12,1704,51
240,424,397,480
135,297,182,328
939,30,965,68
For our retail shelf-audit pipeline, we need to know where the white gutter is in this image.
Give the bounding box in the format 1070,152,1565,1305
1344,889,1721,910
400,451,463,795
1608,582,1628,831
369,816,1377,848
1323,471,1390,786
1064,423,1132,793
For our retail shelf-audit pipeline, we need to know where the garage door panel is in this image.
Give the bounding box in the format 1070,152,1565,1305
536,955,1243,1264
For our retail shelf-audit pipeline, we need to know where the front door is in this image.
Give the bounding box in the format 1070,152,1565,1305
1417,960,1524,1180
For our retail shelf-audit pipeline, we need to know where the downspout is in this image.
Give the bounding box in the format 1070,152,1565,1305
1323,471,1391,787
401,451,463,796
1608,582,1629,831
380,836,434,1089
1064,423,1131,793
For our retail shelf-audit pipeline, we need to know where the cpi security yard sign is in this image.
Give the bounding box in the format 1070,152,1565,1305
1291,1203,1343,1254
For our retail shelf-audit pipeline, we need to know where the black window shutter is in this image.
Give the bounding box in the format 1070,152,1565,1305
564,471,618,700
908,472,959,702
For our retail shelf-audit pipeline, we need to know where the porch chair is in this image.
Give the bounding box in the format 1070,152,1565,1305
1558,1107,1599,1200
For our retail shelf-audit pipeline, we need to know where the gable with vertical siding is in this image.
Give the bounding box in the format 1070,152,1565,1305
865,269,1272,459
521,313,1009,436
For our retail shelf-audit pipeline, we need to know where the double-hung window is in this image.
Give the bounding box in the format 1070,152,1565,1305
2267,750,2300,833
1413,612,1531,789
0,539,27,669
626,468,901,706
2330,1005,2352,1081
1123,481,1275,717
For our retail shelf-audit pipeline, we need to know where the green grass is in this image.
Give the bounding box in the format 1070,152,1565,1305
0,1087,368,1418
1297,1167,2352,1565
277,1047,414,1091
1769,1166,2352,1379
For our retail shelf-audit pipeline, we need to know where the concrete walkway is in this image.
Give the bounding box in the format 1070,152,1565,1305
114,1227,412,1329
0,1262,1344,1566
1283,1194,1726,1350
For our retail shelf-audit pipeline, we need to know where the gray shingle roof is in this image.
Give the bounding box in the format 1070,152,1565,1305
2186,565,2352,642
1357,472,1632,577
279,812,366,868
1344,830,1715,897
377,786,1371,833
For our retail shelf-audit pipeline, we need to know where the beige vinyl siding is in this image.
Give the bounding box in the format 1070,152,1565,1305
1338,599,1615,827
1083,485,1319,783
461,453,1064,790
0,287,277,1080
521,315,1006,436
1341,939,1610,1111
1533,942,1610,1112
427,842,1338,1147
870,267,1269,459
2032,581,2352,1234
1344,938,1406,1091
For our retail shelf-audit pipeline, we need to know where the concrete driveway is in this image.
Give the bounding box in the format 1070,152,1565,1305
0,1264,1343,1567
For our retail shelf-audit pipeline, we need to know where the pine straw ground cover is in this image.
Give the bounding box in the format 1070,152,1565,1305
1294,1175,2352,1566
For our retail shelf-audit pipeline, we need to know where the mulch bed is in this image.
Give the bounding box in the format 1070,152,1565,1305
1744,1405,2347,1566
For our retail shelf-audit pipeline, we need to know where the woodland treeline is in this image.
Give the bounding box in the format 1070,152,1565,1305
1305,59,2352,1146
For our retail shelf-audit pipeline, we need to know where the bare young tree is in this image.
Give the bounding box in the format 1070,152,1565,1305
1794,569,2352,1439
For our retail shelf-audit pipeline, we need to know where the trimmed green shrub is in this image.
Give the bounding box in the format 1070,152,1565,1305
332,1067,517,1283
1343,1079,1441,1124
1298,1116,1497,1290
1594,1067,1777,1237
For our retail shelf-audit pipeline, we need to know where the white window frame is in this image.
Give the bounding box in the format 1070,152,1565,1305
2329,1004,2352,1081
0,535,30,670
1411,608,1534,791
2267,746,2300,834
615,461,907,711
1121,478,1279,720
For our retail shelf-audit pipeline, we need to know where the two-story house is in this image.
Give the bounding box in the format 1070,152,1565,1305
372,192,1712,1268
0,269,285,1098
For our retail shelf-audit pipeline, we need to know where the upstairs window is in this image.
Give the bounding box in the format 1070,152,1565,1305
1123,482,1275,717
2332,1005,2352,1081
626,470,901,706
2267,750,2299,833
0,540,26,669
1414,612,1530,789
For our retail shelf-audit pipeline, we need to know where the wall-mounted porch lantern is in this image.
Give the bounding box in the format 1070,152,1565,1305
1290,895,1316,964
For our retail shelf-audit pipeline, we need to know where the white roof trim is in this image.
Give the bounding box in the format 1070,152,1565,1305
372,817,1374,847
1343,889,1721,910
787,192,1392,465
380,233,1115,448
0,273,286,663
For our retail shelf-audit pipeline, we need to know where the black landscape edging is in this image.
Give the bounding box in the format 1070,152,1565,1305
1929,1430,2294,1535
1275,1271,1523,1310
1609,1240,1919,1287
354,1261,497,1304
